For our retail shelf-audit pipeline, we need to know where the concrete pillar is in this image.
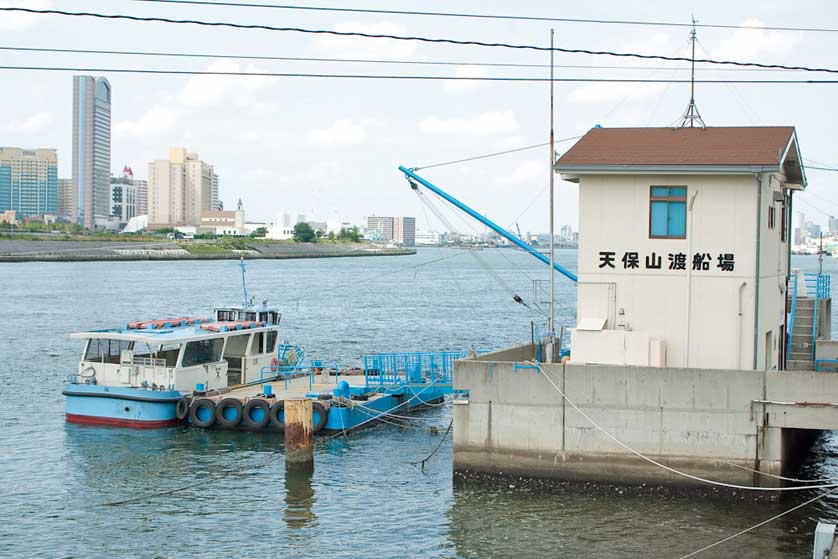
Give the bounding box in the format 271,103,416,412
285,398,313,473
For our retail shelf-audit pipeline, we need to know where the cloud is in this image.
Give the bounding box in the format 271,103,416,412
3,111,53,133
0,0,51,32
315,21,417,58
114,107,177,139
496,160,545,185
420,110,519,135
180,59,273,108
307,119,366,146
567,82,666,106
444,65,488,92
712,19,801,61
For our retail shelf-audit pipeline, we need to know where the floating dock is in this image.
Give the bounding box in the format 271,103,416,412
176,351,460,434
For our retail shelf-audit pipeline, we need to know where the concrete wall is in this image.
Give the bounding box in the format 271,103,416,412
573,172,790,371
453,351,838,486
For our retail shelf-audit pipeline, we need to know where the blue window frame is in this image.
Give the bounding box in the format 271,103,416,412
649,186,687,239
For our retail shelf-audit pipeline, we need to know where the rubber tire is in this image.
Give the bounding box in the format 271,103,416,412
216,398,243,428
312,401,328,433
190,398,216,429
317,393,333,401
270,400,285,430
175,397,189,420
243,399,271,430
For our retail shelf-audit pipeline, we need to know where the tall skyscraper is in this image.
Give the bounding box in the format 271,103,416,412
72,75,111,229
148,147,219,227
0,147,57,218
394,216,416,247
57,178,73,218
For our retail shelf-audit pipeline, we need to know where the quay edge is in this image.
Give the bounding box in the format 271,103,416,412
453,345,838,488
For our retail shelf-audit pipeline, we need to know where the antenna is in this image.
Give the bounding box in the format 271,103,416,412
677,15,706,129
239,257,249,309
548,28,556,338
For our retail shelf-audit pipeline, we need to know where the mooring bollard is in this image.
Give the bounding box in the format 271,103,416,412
284,398,313,472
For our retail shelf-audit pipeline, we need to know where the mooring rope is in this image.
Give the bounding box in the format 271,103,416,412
531,362,838,492
406,419,453,469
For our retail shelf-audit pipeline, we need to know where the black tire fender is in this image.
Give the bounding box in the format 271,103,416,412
189,398,216,429
243,399,271,430
312,401,328,433
215,398,243,428
270,400,285,430
175,397,190,420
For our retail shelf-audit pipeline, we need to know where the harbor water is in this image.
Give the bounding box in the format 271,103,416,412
3,247,838,558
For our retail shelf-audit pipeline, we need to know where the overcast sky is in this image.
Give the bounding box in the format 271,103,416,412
2,0,837,232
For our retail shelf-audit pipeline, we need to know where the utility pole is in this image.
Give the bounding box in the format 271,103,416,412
548,28,556,339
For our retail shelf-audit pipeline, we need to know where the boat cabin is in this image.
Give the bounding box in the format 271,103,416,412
70,306,282,393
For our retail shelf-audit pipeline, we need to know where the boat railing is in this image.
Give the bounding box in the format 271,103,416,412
132,356,168,368
259,364,316,392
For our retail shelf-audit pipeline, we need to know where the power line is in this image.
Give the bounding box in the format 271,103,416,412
806,165,838,171
6,7,838,74
0,45,811,73
130,0,838,34
415,137,581,171
3,65,838,83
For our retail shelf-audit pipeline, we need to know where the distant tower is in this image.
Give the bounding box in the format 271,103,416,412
237,197,243,211
677,17,706,129
72,75,112,228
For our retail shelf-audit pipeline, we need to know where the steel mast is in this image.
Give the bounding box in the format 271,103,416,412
548,28,556,337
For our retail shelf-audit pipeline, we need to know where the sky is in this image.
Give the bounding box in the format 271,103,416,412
2,0,838,233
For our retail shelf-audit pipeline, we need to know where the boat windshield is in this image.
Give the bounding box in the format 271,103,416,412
182,338,224,367
84,339,131,364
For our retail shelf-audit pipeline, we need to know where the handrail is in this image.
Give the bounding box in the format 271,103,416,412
812,275,821,359
786,274,798,362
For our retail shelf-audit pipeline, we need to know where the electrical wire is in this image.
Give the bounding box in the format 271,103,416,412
532,362,838,491
4,65,838,83
414,136,581,171
677,488,838,558
0,46,812,73
6,7,838,74
130,0,838,34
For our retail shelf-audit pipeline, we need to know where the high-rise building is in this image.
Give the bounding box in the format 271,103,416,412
829,216,838,235
367,216,394,241
394,216,416,247
115,166,147,217
72,76,112,229
57,178,73,219
0,147,57,218
110,176,137,224
148,148,219,227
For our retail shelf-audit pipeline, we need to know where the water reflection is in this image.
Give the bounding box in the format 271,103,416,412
284,464,317,529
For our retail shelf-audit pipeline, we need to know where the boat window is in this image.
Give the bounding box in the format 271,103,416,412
217,310,235,321
254,332,265,354
84,339,131,364
266,330,278,354
155,343,183,367
182,338,224,367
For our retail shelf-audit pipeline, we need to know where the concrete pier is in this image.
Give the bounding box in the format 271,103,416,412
453,345,838,486
285,398,314,473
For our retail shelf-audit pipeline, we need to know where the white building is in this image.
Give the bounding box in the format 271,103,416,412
148,148,219,228
556,126,805,371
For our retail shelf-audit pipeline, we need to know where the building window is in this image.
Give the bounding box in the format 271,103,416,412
649,186,687,239
768,205,776,229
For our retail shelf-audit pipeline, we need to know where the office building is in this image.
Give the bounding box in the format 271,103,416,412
148,147,219,227
72,75,112,229
57,178,73,219
367,216,394,241
0,147,57,219
394,216,416,247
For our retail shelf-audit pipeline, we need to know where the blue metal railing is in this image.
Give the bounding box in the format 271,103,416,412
805,273,831,359
786,274,798,361
362,351,467,388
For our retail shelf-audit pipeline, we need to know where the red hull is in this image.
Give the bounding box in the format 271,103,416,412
65,413,180,429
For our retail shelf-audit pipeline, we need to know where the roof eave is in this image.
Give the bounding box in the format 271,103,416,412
556,164,781,181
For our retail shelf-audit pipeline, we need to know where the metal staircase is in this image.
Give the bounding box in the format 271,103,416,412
786,273,831,371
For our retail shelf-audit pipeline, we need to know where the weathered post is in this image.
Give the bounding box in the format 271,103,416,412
284,398,313,473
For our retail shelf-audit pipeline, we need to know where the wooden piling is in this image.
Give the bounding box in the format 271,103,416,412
284,398,313,472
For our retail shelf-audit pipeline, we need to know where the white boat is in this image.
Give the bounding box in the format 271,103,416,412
63,305,289,427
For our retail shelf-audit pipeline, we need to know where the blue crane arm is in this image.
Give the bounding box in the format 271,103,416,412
398,166,578,283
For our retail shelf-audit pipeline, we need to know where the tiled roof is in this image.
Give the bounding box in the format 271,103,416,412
556,126,796,167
